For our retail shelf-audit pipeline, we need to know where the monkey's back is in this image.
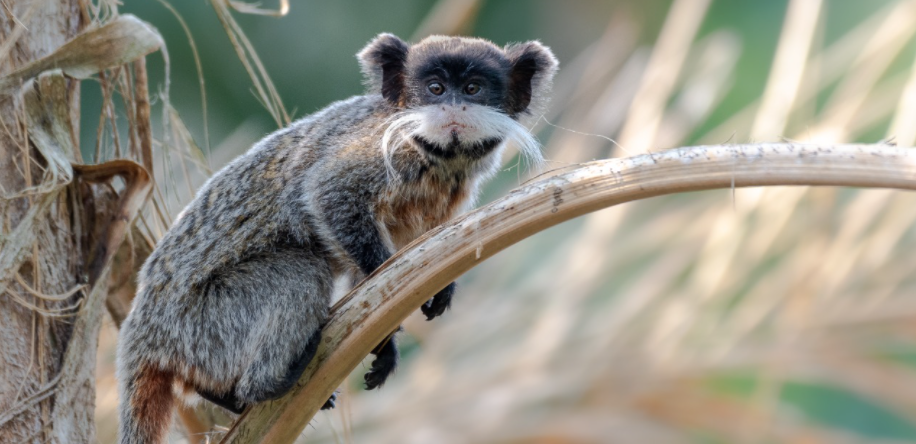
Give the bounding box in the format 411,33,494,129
137,94,393,300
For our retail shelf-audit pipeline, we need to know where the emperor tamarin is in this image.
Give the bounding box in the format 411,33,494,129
117,33,558,444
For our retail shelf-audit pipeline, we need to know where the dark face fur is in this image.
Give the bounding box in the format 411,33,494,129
359,34,558,163
406,39,509,110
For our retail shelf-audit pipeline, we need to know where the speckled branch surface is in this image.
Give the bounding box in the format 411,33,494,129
221,143,916,444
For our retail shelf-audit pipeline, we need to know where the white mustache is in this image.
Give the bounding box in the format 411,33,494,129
381,104,544,182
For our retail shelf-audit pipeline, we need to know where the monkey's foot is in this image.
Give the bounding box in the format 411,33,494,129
321,391,339,410
364,334,399,390
421,282,455,321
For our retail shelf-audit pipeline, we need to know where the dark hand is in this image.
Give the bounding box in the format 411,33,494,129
421,282,455,321
321,391,339,410
365,331,400,390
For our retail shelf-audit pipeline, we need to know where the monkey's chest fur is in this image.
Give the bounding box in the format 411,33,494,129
376,172,473,249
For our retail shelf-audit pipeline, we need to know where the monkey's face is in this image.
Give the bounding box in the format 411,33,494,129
403,42,511,157
361,34,558,166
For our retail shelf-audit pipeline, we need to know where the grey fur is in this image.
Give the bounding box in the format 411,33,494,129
117,33,557,444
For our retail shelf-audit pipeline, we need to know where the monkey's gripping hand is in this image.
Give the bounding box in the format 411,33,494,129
421,282,455,321
365,327,401,390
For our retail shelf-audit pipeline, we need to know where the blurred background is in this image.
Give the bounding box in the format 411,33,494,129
90,0,916,442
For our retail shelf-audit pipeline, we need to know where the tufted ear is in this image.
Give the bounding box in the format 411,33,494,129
504,41,559,119
358,33,410,106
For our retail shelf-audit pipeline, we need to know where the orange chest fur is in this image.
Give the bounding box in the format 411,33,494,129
375,175,473,249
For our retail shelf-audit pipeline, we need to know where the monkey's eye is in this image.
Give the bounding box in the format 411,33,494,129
428,82,445,95
464,83,481,95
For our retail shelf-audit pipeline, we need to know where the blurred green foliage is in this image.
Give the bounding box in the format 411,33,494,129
709,373,916,440
80,1,749,157
81,1,916,158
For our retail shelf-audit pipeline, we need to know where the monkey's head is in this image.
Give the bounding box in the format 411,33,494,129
359,33,558,173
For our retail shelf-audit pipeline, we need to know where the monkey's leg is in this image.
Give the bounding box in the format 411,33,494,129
265,328,322,400
201,329,335,412
199,382,336,413
364,328,401,390
197,388,246,415
182,247,332,409
231,248,334,405
421,282,456,320
199,329,321,413
241,327,338,409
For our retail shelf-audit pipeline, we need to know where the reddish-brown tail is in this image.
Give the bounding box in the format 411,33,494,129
118,364,175,444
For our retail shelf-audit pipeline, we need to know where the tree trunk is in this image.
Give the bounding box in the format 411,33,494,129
0,1,89,442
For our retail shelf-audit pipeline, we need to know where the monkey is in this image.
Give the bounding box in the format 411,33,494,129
116,33,557,444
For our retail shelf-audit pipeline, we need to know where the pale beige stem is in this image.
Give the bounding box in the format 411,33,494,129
222,143,916,444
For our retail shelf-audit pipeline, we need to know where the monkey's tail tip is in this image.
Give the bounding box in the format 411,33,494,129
118,364,176,444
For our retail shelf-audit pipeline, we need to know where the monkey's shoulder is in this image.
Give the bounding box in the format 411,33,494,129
173,94,394,230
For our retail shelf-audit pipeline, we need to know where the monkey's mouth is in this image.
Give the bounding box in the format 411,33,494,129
443,122,469,138
442,121,468,130
412,135,503,160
